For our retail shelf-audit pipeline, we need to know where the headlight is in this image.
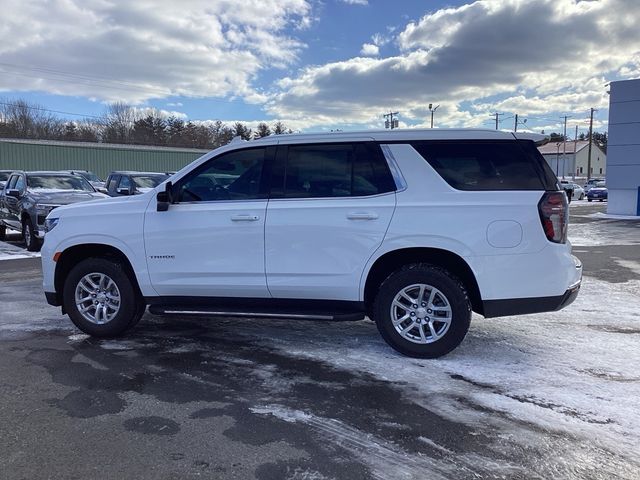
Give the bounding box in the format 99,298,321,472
44,217,60,233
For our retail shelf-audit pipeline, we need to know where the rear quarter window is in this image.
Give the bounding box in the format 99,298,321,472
411,140,558,191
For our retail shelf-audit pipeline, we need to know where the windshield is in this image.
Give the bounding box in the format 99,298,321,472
132,175,168,189
77,171,102,182
28,175,95,191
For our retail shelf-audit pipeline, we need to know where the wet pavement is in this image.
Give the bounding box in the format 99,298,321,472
1,202,639,479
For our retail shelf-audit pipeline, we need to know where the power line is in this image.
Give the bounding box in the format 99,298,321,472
0,101,103,120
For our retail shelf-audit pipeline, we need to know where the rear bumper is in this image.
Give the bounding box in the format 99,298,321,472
483,280,580,318
483,254,582,318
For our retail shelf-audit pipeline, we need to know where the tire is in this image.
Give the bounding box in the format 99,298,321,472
579,194,584,200
63,257,143,337
588,199,592,202
0,225,5,241
22,217,40,252
373,264,471,358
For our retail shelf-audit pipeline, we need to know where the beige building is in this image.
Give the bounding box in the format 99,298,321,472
538,140,607,179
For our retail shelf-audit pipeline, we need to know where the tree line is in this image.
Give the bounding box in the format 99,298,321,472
0,99,293,149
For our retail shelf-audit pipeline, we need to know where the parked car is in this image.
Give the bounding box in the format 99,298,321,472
559,180,575,202
0,170,13,191
104,171,170,197
587,182,608,202
42,129,581,358
0,171,107,250
572,183,585,200
64,170,106,192
583,178,605,194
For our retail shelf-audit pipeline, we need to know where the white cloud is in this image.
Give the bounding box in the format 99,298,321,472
0,0,311,103
339,0,368,5
267,0,640,129
131,107,188,120
360,43,379,56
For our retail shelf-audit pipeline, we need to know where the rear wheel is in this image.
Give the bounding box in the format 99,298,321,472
373,264,471,358
0,225,5,241
22,217,40,252
63,257,144,337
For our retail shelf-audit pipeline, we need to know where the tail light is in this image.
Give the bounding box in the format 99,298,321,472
538,191,568,243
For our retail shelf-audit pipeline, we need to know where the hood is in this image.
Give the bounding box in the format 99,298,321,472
28,189,108,205
51,189,149,217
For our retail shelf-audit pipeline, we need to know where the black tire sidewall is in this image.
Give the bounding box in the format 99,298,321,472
22,218,39,252
374,266,471,358
63,258,139,337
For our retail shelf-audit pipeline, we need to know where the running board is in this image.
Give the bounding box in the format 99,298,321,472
148,304,365,321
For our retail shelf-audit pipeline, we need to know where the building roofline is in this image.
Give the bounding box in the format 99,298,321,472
0,137,209,153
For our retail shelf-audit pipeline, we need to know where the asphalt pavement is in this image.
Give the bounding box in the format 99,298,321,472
1,202,639,480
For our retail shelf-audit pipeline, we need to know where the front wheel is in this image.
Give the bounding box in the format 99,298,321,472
63,257,144,337
373,264,471,358
22,217,40,251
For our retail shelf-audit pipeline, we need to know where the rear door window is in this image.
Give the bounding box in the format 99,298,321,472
411,140,557,191
272,142,395,198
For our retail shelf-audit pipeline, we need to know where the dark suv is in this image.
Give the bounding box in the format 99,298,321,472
0,171,107,250
104,171,170,197
0,170,13,191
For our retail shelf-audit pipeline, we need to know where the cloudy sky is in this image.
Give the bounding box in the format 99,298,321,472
1,0,637,134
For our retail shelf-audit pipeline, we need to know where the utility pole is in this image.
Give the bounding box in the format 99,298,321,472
587,108,595,180
561,115,571,179
491,112,505,130
428,104,440,128
514,114,518,132
574,125,578,180
383,111,399,130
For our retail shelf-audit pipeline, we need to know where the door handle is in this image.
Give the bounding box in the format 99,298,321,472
347,212,378,220
231,214,260,221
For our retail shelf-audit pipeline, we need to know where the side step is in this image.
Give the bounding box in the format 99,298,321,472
148,304,365,322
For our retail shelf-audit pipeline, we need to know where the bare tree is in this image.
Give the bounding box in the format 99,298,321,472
101,102,138,144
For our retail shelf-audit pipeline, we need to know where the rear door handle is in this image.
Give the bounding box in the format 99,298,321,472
347,212,378,220
231,214,260,222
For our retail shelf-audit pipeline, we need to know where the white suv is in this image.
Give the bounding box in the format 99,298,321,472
41,129,582,358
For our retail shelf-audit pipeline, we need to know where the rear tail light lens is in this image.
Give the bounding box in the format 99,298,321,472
538,191,568,243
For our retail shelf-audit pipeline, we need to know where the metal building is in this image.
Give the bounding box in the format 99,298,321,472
607,78,640,216
0,138,208,178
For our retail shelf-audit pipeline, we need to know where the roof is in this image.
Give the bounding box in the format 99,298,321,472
537,140,592,155
252,128,519,144
108,171,170,176
8,170,79,176
0,137,209,153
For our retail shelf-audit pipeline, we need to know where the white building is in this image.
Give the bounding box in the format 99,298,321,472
538,140,607,179
607,78,640,216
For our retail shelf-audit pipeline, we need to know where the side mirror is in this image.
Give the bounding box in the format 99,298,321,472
116,187,131,195
6,189,21,198
157,181,173,212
